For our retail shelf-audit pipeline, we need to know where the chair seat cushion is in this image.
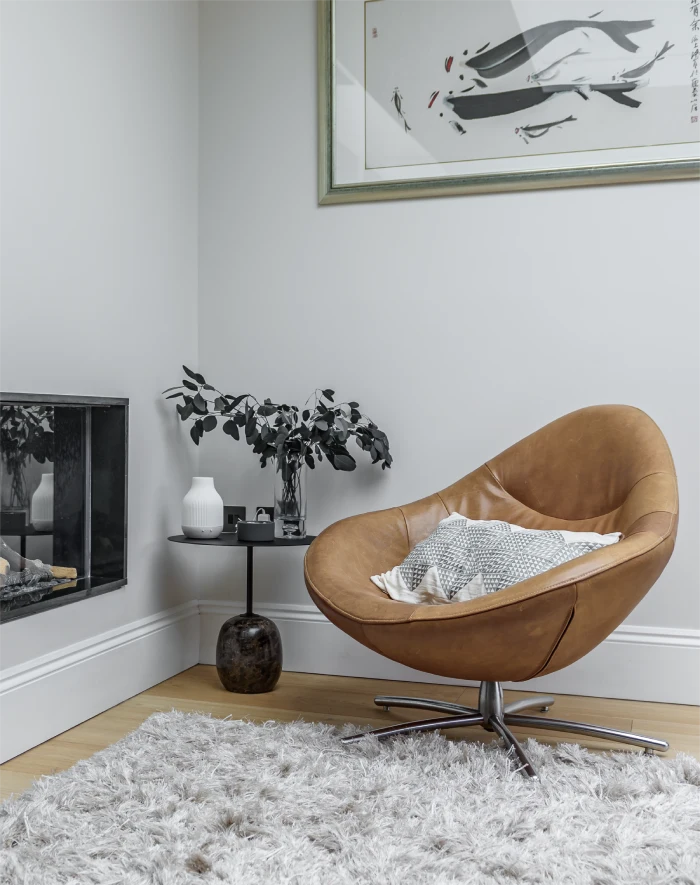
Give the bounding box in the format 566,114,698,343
371,513,621,605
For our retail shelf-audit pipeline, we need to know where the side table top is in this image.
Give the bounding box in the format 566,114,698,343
168,534,316,548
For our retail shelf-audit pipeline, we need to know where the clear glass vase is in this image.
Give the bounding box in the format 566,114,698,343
0,457,29,513
274,454,306,539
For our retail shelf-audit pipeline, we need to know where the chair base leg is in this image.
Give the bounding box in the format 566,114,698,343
503,695,555,715
341,682,669,777
374,696,480,717
505,713,670,754
342,712,485,744
488,715,538,779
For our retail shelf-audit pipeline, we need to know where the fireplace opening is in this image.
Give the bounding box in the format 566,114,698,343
0,394,128,622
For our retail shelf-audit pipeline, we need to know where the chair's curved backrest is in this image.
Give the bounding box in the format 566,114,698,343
487,405,675,522
434,405,677,540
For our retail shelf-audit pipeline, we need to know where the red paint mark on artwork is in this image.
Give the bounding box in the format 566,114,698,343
445,56,453,73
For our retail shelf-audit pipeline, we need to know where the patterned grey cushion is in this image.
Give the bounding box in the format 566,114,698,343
371,514,621,605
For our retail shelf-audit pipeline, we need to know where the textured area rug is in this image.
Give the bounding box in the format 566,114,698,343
1,712,699,885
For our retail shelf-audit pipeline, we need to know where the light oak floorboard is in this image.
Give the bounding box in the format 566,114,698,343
1,666,698,801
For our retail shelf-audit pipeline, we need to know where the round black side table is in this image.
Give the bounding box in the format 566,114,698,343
168,533,315,693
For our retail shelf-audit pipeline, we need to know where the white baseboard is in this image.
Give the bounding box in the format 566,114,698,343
0,602,200,763
199,601,700,706
3,599,696,764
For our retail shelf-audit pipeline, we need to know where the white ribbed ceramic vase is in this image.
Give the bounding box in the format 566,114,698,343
31,473,54,531
182,477,223,539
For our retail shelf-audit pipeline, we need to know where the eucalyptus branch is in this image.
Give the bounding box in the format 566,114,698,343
0,405,55,508
162,367,392,473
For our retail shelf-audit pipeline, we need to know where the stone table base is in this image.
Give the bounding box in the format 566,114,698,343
216,613,282,693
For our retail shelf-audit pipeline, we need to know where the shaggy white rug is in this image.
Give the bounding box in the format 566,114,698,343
1,712,699,885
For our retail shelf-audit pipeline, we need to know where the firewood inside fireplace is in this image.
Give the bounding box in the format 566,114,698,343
0,536,77,594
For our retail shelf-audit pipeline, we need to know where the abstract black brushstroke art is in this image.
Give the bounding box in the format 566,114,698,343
463,19,655,79
362,1,697,170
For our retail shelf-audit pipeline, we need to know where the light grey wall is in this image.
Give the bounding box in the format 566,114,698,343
197,0,700,631
0,1,200,668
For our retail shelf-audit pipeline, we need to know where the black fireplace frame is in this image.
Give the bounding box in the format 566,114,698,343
0,392,129,622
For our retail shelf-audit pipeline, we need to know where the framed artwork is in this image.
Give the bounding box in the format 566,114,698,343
318,0,700,203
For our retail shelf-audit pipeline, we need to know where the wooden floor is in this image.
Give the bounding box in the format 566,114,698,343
1,666,698,801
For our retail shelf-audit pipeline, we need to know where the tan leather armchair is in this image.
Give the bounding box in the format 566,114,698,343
304,405,678,777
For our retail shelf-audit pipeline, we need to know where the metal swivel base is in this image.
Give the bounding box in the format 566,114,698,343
342,682,669,779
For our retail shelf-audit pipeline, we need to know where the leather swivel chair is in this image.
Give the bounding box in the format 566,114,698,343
304,406,678,778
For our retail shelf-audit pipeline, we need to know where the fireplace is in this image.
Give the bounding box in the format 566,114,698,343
0,394,128,622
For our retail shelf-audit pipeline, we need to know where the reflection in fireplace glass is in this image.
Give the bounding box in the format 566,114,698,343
0,395,128,621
